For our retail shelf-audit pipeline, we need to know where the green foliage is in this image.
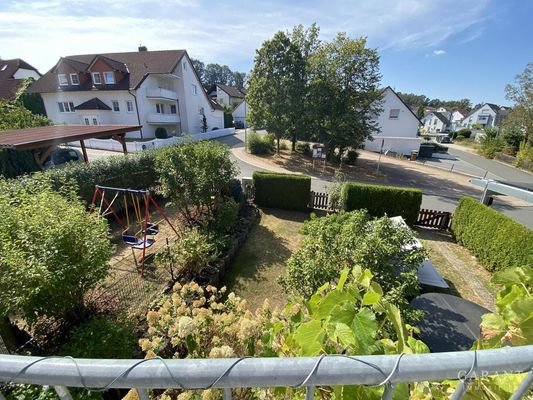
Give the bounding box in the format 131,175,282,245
155,127,168,139
45,150,157,205
479,133,504,159
61,316,136,358
5,384,100,400
457,128,472,139
211,197,239,234
343,149,359,165
15,77,47,116
451,197,533,272
505,62,532,144
342,182,422,225
247,131,273,154
169,228,218,278
502,124,525,154
0,149,40,178
0,175,113,323
280,211,424,314
514,141,533,171
155,140,238,225
295,141,311,155
141,271,428,399
201,114,208,133
278,140,289,150
253,171,311,211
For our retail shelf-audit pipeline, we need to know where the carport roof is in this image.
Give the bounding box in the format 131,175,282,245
0,124,141,151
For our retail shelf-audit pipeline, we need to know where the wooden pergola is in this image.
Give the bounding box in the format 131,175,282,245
0,125,141,168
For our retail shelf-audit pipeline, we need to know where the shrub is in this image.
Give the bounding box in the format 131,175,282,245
515,141,533,171
479,135,505,159
253,171,311,211
170,228,218,278
457,128,472,139
61,316,136,358
0,175,113,323
155,127,168,139
155,141,238,225
279,140,289,150
295,141,311,155
247,132,273,155
211,197,239,234
451,197,533,272
343,149,359,165
45,150,158,205
279,211,424,312
342,182,422,225
212,127,219,130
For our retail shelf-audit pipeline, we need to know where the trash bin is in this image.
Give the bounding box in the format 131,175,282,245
411,150,418,161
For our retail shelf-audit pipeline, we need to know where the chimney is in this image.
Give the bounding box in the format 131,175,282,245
138,45,147,52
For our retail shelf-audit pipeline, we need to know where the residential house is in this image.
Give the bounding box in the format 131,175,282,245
214,84,249,127
29,49,224,139
364,86,422,155
461,103,509,129
450,110,467,131
423,112,451,133
0,58,41,101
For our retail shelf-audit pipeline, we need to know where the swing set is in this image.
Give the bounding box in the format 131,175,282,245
89,185,178,277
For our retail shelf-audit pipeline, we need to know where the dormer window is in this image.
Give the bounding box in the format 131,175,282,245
70,73,79,85
104,71,115,84
389,109,400,119
58,74,68,86
92,72,102,85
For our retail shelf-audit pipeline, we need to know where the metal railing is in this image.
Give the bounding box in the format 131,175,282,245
1,346,532,399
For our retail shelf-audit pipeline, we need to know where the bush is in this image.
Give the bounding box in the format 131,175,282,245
211,197,239,234
479,135,504,159
343,149,359,165
45,150,158,205
279,141,289,150
247,132,273,155
169,229,218,278
253,171,311,211
451,197,533,272
155,127,168,139
0,175,113,323
61,316,136,358
342,182,422,225
295,142,311,155
457,129,472,139
515,141,533,171
280,211,424,311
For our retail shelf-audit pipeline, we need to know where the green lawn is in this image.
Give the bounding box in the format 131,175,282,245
223,208,308,311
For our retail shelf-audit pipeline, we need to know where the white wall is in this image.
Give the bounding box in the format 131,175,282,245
373,88,419,138
462,105,496,128
423,113,447,133
232,100,249,126
13,68,40,80
364,137,422,156
41,91,142,137
216,86,230,106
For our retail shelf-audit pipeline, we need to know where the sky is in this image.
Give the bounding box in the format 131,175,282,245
0,0,531,105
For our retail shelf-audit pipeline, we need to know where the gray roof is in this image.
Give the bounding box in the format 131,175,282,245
74,97,112,111
0,58,41,101
432,112,451,125
217,84,246,99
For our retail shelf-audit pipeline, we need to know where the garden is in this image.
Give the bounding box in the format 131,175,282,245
0,139,532,399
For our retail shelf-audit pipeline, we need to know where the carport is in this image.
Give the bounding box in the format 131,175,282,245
0,124,141,168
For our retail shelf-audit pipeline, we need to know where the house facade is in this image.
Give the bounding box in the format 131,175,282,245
0,58,41,101
214,84,249,127
29,49,224,139
423,112,451,133
364,86,422,155
461,103,508,129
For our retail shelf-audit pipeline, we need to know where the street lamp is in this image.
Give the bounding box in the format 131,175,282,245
244,96,247,152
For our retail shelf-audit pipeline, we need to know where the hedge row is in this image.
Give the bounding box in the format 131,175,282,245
341,182,422,225
45,149,158,205
253,171,311,212
451,196,533,272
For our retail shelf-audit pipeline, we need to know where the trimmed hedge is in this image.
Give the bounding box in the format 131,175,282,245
341,182,422,225
451,196,533,272
45,149,158,205
253,171,311,212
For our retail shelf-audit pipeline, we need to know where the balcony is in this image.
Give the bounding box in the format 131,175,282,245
0,347,532,399
145,112,180,125
146,87,177,101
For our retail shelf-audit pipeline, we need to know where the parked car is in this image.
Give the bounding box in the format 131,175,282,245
43,147,83,169
439,136,452,143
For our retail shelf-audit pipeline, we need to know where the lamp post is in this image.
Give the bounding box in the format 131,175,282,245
244,96,247,152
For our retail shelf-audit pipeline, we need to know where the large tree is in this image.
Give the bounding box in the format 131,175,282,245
191,58,205,84
309,34,382,157
247,31,306,153
505,62,532,143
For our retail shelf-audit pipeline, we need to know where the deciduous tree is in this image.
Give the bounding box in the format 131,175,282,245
505,62,532,143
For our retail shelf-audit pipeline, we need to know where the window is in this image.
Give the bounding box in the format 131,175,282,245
58,101,75,113
156,103,165,114
92,72,102,84
433,119,437,125
191,84,197,95
199,107,204,115
183,61,187,71
112,100,120,112
389,109,400,119
126,100,134,113
104,71,115,84
58,74,68,86
84,117,90,125
70,73,79,85
170,104,177,114
92,117,98,125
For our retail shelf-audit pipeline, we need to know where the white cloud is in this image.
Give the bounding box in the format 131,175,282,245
0,0,490,72
433,49,447,55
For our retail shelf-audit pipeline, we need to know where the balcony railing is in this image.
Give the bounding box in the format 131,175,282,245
145,112,180,125
146,87,178,100
0,346,532,399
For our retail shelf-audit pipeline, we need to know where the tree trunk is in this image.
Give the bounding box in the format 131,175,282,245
276,137,280,154
0,316,17,353
291,135,297,152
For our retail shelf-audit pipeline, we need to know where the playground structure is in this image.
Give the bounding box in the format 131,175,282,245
90,185,179,277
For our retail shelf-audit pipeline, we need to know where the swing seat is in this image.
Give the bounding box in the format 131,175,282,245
144,223,159,236
122,235,155,249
